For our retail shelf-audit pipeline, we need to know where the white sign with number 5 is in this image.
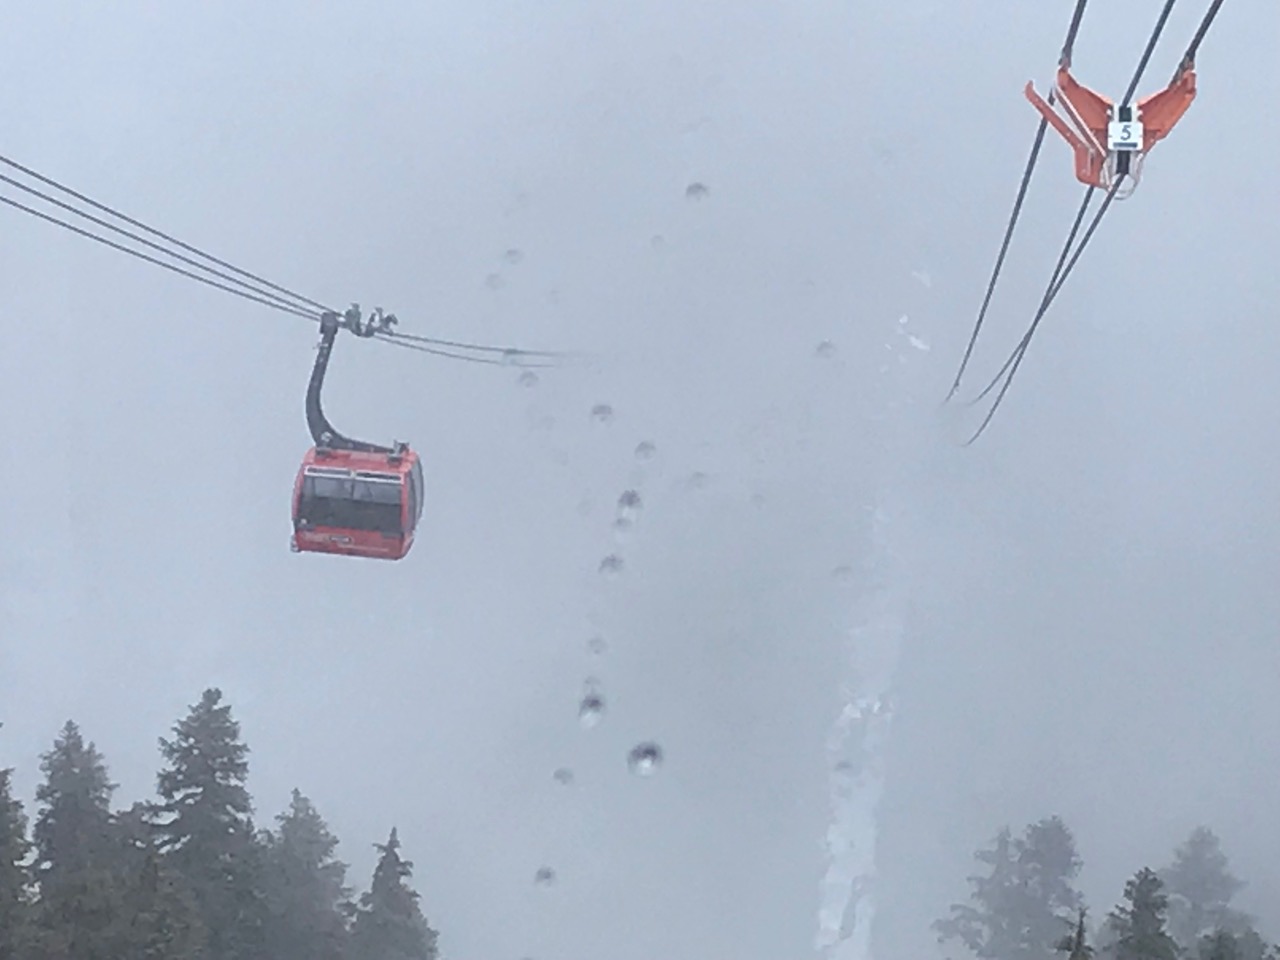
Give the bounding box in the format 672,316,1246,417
1108,118,1144,151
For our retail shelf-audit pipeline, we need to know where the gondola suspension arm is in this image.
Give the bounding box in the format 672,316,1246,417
305,306,403,456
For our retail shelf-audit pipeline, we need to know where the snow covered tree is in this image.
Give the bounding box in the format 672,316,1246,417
935,816,1085,960
1198,928,1280,960
1057,909,1094,960
262,789,353,960
112,802,207,960
0,755,31,960
28,720,122,960
154,688,266,960
1161,828,1250,950
350,828,439,960
1201,930,1245,960
1104,868,1178,960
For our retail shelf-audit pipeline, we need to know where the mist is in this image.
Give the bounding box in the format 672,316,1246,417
2,1,1277,959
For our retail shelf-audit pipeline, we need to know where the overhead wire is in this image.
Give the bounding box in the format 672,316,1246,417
963,176,1124,445
0,152,333,315
945,0,1092,402
0,152,575,364
966,184,1097,406
379,327,578,359
1121,0,1179,107
945,116,1052,401
0,170,324,320
0,192,318,320
959,0,1231,442
1178,0,1225,74
373,333,561,368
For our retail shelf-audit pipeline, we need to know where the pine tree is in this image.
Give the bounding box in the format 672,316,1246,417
1161,828,1250,950
1206,928,1279,960
262,789,353,960
1200,930,1243,960
112,802,207,960
154,689,265,960
935,816,1085,960
1105,868,1178,960
350,828,439,960
28,720,123,960
1057,909,1094,960
0,755,32,960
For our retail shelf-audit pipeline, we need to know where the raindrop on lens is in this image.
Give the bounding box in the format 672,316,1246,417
616,489,642,520
578,696,604,728
590,403,614,424
627,741,663,776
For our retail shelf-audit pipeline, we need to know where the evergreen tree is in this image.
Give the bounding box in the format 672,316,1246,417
28,720,122,960
935,816,1085,960
1161,828,1250,950
1200,930,1244,960
1205,928,1279,960
1058,909,1094,960
112,802,207,960
0,753,32,960
262,789,353,960
154,689,265,960
350,828,438,960
1105,868,1178,960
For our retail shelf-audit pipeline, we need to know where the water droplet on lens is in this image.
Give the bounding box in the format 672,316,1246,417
484,272,503,290
591,403,614,424
616,490,642,530
518,370,539,388
634,440,656,460
553,767,574,785
816,340,837,359
831,564,854,581
534,866,556,887
598,554,624,578
579,677,605,728
578,692,604,728
684,471,708,491
685,182,709,200
504,248,524,264
588,636,607,655
627,741,663,776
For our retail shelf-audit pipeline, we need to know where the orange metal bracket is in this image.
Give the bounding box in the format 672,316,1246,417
1135,67,1197,151
1024,64,1198,188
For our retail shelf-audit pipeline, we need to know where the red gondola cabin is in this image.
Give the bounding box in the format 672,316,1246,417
291,445,424,560
291,308,424,561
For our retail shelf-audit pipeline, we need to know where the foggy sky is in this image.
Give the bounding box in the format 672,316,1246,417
1,2,1277,959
